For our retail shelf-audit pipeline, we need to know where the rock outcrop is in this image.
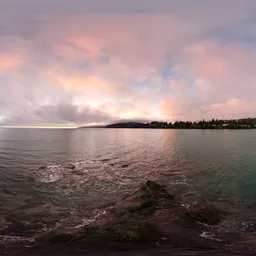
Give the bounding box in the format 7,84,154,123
38,180,237,251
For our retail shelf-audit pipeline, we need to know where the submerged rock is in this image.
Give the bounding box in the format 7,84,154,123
67,164,76,170
72,170,84,176
101,159,111,163
39,166,47,170
34,180,255,253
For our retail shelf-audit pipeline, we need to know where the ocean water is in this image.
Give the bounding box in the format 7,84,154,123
0,128,256,245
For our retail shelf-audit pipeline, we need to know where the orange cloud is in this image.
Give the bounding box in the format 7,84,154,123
57,75,108,92
207,98,256,119
0,52,24,74
161,99,184,120
68,35,106,58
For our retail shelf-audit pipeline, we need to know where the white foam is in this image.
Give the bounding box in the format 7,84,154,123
38,165,63,183
200,232,222,242
0,235,34,244
67,210,107,229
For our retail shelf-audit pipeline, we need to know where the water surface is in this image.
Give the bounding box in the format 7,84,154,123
0,128,256,244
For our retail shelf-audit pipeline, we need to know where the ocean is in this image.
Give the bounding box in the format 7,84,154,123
0,128,256,247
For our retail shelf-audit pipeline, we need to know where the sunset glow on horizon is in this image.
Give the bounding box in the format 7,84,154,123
0,0,256,126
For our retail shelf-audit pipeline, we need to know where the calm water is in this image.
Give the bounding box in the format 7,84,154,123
0,128,256,244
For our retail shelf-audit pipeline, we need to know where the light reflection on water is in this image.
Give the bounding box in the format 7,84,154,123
0,128,256,243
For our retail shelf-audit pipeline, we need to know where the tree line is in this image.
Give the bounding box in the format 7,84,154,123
106,118,256,129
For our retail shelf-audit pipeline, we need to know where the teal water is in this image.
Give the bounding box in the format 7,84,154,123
174,130,256,205
0,128,256,244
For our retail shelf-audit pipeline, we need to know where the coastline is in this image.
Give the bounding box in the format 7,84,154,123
2,180,256,256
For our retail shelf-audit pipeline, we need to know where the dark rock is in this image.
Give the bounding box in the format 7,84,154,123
109,162,129,168
117,181,176,214
80,222,160,245
38,181,246,252
67,164,76,170
0,222,42,237
101,159,111,163
39,166,47,170
37,226,83,244
2,188,13,195
51,233,74,243
139,180,175,203
145,180,168,193
107,222,156,243
72,170,84,176
124,200,157,215
178,207,225,229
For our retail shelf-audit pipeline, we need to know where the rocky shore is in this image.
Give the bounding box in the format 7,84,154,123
2,180,256,255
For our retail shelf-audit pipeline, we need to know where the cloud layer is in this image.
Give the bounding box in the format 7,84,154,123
0,1,256,126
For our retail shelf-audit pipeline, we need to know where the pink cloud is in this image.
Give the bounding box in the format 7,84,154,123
1,10,256,125
0,52,24,74
206,98,256,119
181,42,230,77
169,79,190,94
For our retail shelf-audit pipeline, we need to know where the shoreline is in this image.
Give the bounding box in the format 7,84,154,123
2,180,256,255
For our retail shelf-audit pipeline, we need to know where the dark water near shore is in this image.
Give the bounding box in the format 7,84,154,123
0,128,256,246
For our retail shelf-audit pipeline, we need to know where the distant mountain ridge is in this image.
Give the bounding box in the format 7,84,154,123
105,122,149,128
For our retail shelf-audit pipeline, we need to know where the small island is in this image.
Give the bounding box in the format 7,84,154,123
105,118,256,129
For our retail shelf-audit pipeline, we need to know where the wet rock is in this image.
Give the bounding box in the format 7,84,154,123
101,159,111,163
2,188,13,195
39,180,248,252
138,180,175,204
144,180,169,194
39,166,47,170
241,221,256,232
183,207,225,226
116,180,175,216
109,162,129,168
67,164,76,170
0,221,42,237
51,233,74,243
81,222,155,244
173,203,227,235
125,200,157,215
72,170,84,176
36,227,82,244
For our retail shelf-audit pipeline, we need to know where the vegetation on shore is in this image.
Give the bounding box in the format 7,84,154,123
105,118,256,129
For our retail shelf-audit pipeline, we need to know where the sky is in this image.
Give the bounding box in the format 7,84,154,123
0,0,256,127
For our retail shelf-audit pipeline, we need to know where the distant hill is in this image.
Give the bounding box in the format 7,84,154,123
105,122,149,128
77,118,256,129
105,118,256,129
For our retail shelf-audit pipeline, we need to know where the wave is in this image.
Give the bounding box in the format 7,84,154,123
0,235,34,245
37,165,64,183
36,159,132,184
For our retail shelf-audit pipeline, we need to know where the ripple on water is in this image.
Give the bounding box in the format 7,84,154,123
36,159,133,185
0,235,34,245
37,165,64,183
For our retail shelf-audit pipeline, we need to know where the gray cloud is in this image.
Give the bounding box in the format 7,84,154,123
38,103,114,124
1,102,115,126
1,1,256,126
0,0,256,14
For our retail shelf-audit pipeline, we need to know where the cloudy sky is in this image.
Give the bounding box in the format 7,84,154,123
0,0,256,127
